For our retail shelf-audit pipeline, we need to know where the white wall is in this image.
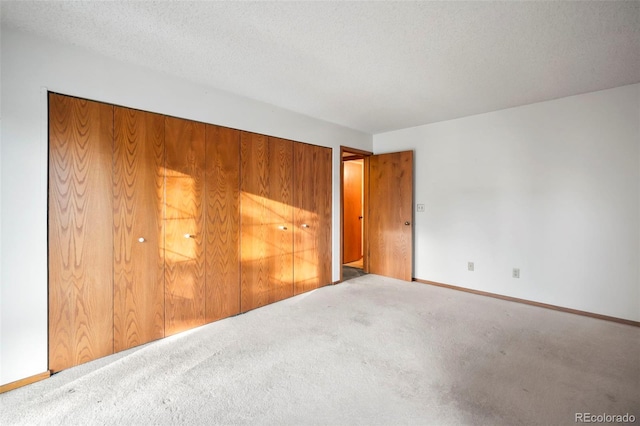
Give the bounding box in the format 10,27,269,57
374,84,640,322
0,24,4,387
0,28,372,386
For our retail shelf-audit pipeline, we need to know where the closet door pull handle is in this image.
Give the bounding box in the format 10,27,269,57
184,233,193,239
278,226,288,231
301,224,309,228
138,237,146,243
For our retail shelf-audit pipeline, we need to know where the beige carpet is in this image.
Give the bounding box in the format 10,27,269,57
1,275,638,425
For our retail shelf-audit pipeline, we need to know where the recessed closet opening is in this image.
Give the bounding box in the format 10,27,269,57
48,92,332,373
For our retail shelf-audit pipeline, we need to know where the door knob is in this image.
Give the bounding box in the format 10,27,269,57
278,226,288,231
301,224,309,228
358,216,363,220
138,237,145,243
404,221,411,226
184,233,193,239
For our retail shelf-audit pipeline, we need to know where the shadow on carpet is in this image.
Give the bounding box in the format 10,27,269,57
342,266,367,281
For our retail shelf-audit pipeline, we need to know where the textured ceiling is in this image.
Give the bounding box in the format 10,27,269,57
2,1,639,134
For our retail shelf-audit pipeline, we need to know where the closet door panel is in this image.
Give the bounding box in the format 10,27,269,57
240,132,270,312
293,144,332,295
164,117,206,336
113,107,165,351
268,137,294,303
205,125,240,322
48,93,114,372
316,146,333,287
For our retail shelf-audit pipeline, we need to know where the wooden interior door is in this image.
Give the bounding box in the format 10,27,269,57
49,93,114,372
113,106,165,351
205,125,240,322
368,151,414,281
164,117,206,336
240,133,294,311
343,160,363,263
293,143,332,295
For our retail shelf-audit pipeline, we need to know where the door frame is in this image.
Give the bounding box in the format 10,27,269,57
340,146,372,282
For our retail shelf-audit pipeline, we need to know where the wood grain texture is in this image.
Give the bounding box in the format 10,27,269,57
164,117,206,336
362,155,370,273
343,160,363,264
48,93,114,372
205,125,240,322
293,143,332,295
113,106,165,351
316,145,333,288
240,132,270,312
240,134,294,311
267,137,294,303
368,151,414,281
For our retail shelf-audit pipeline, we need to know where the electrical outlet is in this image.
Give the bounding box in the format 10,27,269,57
513,268,520,278
468,262,474,272
417,204,425,212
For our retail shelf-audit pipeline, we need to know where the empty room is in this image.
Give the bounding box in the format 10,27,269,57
0,1,638,425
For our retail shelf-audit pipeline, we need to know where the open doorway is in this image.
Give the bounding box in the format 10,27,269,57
341,147,414,282
340,146,372,281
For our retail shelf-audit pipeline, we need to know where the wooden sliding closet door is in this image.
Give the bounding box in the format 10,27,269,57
113,107,165,351
268,137,294,302
293,143,332,294
164,117,206,336
240,132,269,311
49,93,114,372
205,125,240,322
240,133,293,312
